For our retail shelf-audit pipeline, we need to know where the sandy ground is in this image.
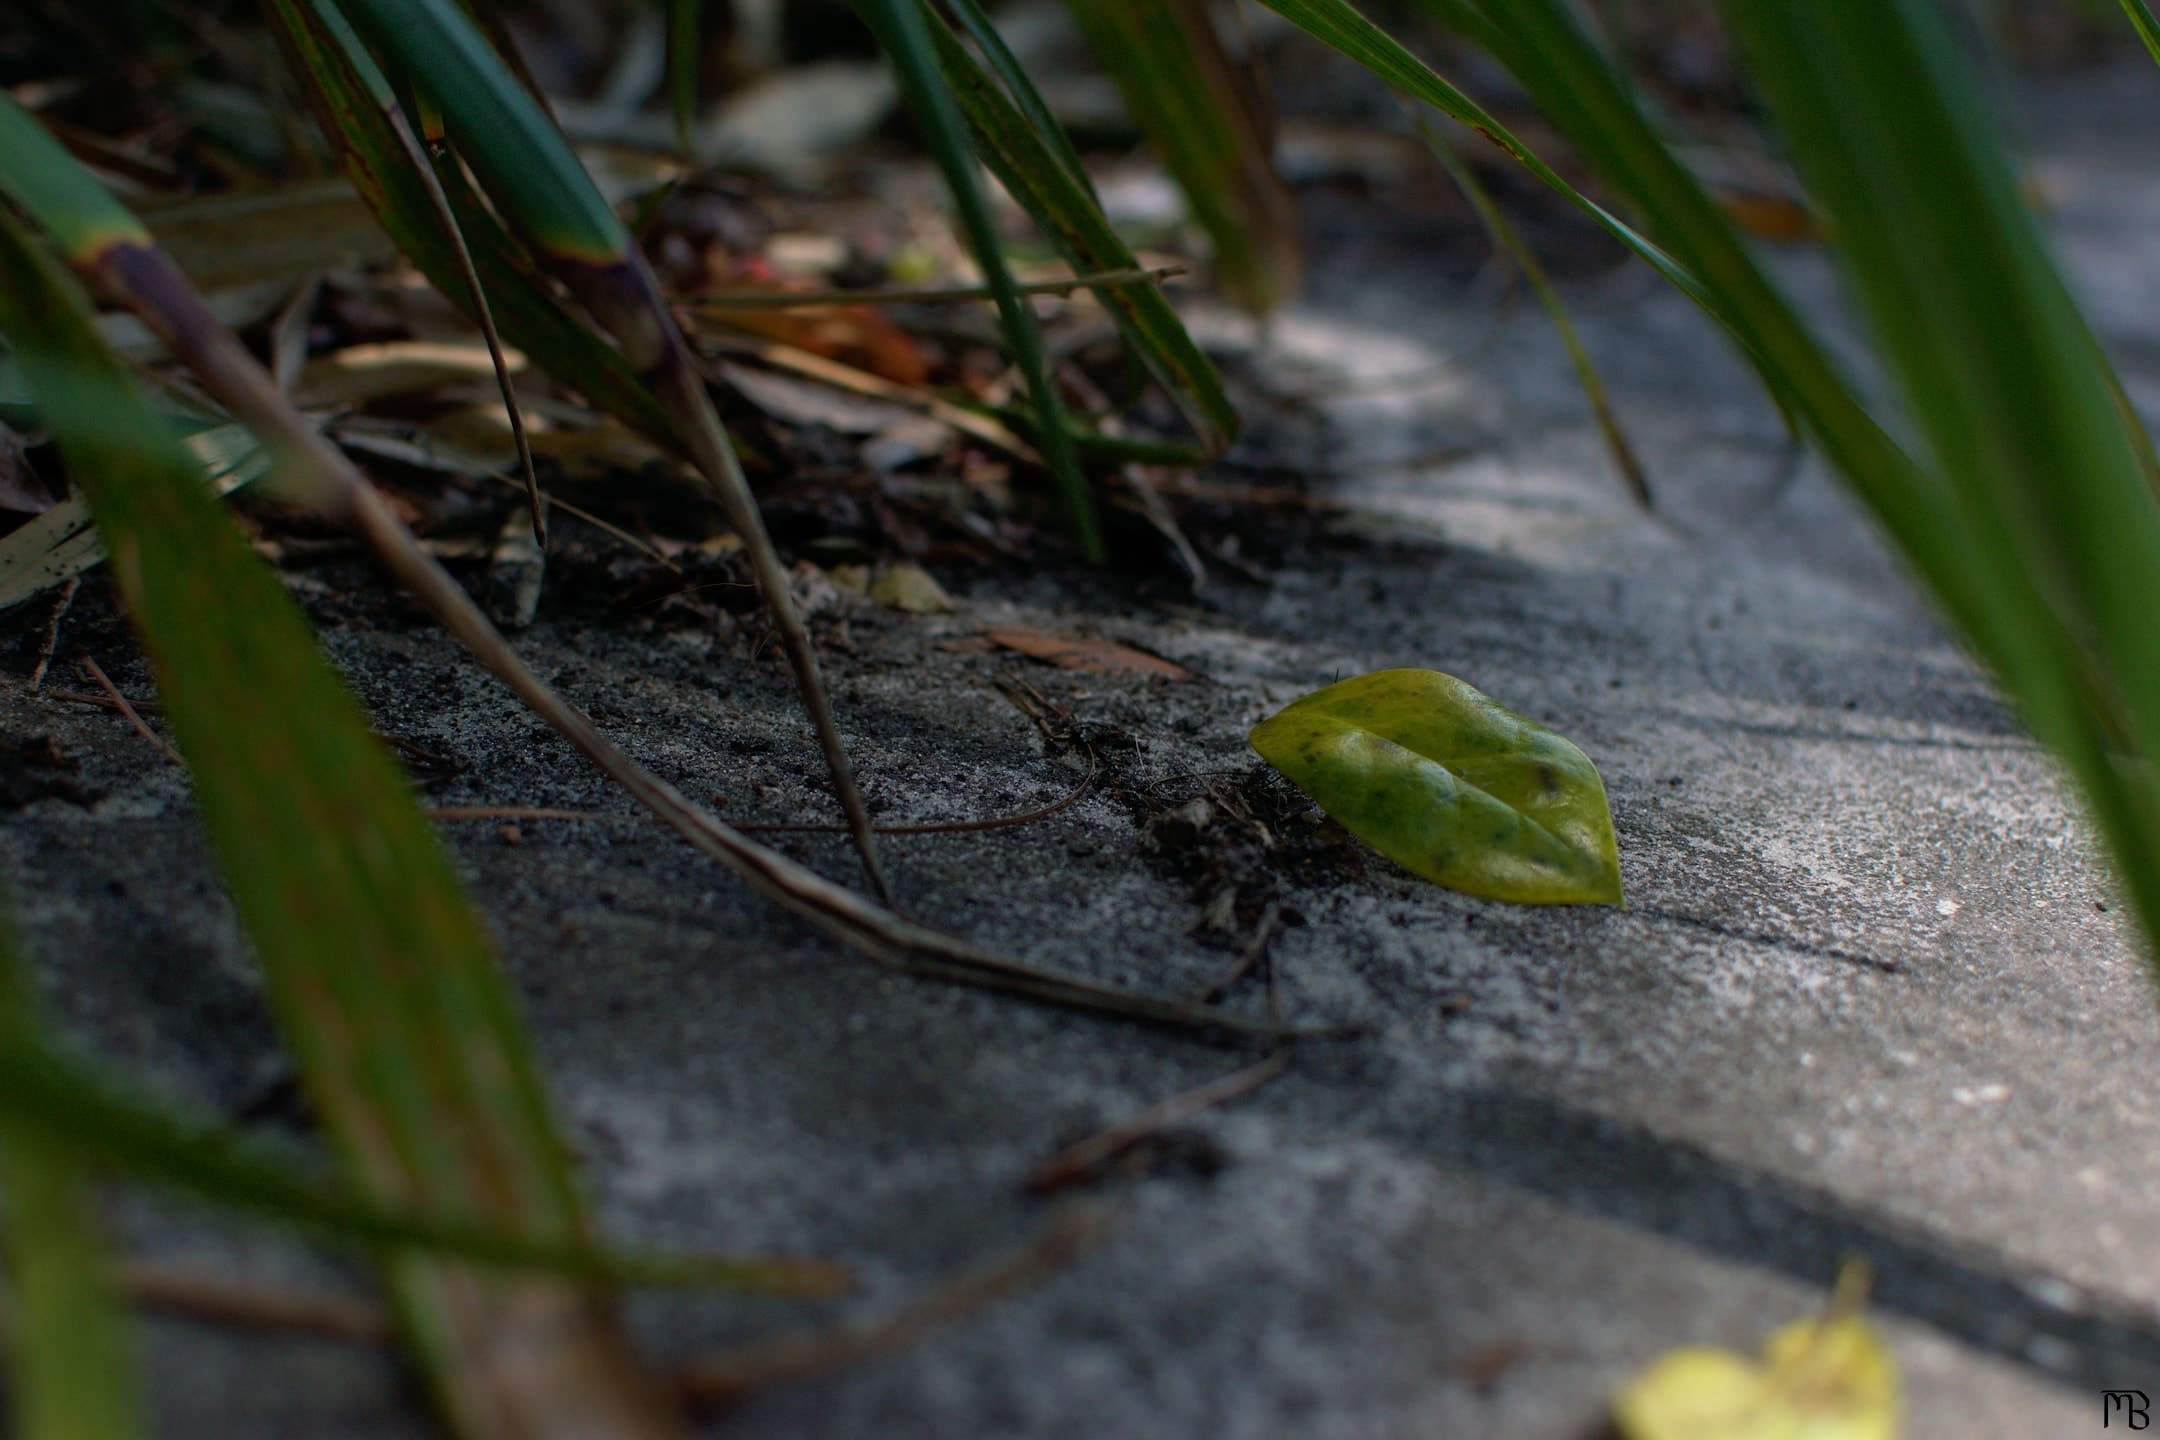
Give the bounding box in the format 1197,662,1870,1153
5,62,2160,1440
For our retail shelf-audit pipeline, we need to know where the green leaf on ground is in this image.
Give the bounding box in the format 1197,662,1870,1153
1250,669,1622,905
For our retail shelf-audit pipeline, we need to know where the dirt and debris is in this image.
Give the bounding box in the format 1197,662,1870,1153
0,13,2155,1436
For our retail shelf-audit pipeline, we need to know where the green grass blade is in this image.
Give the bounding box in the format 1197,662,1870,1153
2119,0,2160,66
1394,0,2022,674
1716,0,2160,945
0,1037,840,1293
262,0,676,443
1416,114,1648,508
329,0,619,263
924,4,1240,454
853,0,1101,558
942,0,1094,188
1254,0,1705,307
1066,0,1301,313
669,0,702,157
0,192,685,1438
1252,0,2160,953
0,909,142,1440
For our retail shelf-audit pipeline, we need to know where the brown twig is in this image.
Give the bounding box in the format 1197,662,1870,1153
683,264,1187,311
1026,1052,1290,1194
124,1262,393,1344
29,575,79,690
77,657,180,764
1190,902,1281,1006
674,1208,1106,1411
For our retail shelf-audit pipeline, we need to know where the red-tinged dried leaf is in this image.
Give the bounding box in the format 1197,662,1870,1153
986,626,1197,680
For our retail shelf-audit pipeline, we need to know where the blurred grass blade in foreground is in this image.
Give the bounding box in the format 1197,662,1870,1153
1066,0,1301,314
0,1031,840,1291
0,175,685,1437
2120,0,2160,67
0,908,142,1440
1713,0,2160,944
851,0,1100,558
927,0,1240,455
1384,0,2160,951
321,0,891,901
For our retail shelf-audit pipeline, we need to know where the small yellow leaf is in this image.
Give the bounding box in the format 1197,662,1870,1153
870,562,956,614
1614,1308,1900,1440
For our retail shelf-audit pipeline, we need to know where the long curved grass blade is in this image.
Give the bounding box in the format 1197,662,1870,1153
850,0,1100,558
923,5,1239,454
0,1038,840,1293
327,0,893,905
1385,1,2102,768
1714,0,2160,946
1064,0,1301,314
2119,0,2160,67
0,177,687,1439
0,909,142,1440
1255,0,1706,307
1414,114,1648,509
1392,0,2160,949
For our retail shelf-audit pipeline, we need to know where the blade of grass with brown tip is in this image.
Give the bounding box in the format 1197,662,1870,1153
923,2,1240,454
850,0,1101,558
1065,0,1301,314
1414,113,1649,509
263,0,676,444
326,0,893,902
0,180,687,1440
0,907,142,1440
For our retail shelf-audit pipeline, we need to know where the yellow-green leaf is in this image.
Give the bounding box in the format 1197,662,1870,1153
1614,1310,1901,1440
1248,668,1621,904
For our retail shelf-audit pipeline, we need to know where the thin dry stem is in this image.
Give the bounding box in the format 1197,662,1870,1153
79,656,179,765
1025,1051,1288,1193
675,1208,1106,1410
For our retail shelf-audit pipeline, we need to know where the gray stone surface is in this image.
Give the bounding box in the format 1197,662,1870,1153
6,62,2160,1440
